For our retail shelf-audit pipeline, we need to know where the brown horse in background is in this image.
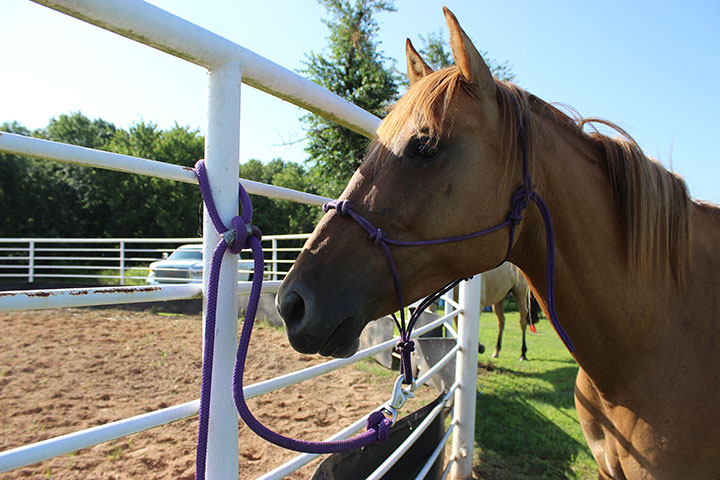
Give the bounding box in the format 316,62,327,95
277,7,720,479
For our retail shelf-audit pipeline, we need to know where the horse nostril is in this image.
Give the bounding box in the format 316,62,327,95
278,291,305,328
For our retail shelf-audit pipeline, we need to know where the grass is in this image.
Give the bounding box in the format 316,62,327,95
98,267,149,286
473,311,597,479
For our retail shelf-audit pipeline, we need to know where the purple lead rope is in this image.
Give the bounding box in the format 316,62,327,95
193,160,392,480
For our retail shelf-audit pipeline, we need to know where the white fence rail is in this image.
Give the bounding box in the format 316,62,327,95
0,235,309,285
0,1,481,478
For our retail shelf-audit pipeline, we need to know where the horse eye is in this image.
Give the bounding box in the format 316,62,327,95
414,136,438,159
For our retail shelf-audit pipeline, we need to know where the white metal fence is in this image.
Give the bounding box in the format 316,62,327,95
0,1,481,478
0,235,308,285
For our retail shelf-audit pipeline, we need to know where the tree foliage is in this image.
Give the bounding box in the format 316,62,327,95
301,3,517,198
301,0,400,197
0,113,316,239
238,159,320,235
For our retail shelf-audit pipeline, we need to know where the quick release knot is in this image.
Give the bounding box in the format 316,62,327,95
222,216,262,254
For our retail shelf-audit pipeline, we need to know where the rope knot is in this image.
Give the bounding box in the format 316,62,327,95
395,339,415,354
507,184,535,225
366,410,392,443
506,211,523,225
323,199,353,216
222,217,262,254
368,228,386,245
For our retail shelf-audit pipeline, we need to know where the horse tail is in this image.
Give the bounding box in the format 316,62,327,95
528,292,540,333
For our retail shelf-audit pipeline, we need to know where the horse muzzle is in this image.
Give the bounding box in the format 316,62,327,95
276,274,371,358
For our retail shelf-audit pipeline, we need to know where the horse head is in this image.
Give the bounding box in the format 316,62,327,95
277,8,527,357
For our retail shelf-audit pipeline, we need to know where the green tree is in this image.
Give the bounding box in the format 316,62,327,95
239,159,320,235
301,0,399,197
0,114,204,238
21,113,119,237
41,111,116,149
0,122,34,237
101,122,204,237
1,113,320,240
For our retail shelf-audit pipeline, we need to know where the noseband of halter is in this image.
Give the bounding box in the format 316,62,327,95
322,100,575,378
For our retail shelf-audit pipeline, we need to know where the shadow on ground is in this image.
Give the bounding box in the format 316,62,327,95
473,364,592,480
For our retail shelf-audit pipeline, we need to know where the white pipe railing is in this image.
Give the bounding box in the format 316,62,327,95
255,314,462,480
245,311,459,398
0,400,201,474
32,0,380,139
452,276,483,478
416,420,456,480
0,308,459,473
1,1,482,478
0,132,330,207
0,235,308,285
0,281,282,313
0,284,202,311
367,385,458,480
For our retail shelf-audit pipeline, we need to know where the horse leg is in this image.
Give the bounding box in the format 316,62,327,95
520,323,528,361
492,301,505,359
516,287,530,361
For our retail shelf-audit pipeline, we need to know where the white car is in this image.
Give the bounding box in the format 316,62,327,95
146,244,254,284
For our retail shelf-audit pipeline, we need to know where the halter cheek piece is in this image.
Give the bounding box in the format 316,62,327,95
323,99,574,385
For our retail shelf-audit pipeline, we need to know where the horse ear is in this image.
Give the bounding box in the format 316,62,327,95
443,7,495,95
406,38,434,85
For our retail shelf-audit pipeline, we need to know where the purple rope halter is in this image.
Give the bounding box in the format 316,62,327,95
322,98,574,374
193,160,393,480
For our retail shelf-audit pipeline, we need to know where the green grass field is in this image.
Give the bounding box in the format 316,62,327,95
473,311,598,479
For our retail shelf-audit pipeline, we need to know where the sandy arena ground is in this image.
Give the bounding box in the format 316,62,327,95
0,308,438,479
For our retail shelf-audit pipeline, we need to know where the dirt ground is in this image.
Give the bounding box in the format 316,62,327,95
0,307,438,479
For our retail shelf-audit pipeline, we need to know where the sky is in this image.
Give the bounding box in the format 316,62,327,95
2,0,718,204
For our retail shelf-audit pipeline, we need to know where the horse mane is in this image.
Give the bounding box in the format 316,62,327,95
378,66,709,284
496,82,695,284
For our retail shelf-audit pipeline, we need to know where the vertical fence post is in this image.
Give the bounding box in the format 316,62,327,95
119,241,126,286
28,241,35,283
452,275,482,479
271,238,278,280
202,61,242,479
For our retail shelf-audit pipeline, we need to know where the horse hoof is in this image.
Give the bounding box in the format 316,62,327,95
519,355,528,361
478,343,485,354
491,351,499,359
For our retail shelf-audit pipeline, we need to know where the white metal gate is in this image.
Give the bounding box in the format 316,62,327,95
0,1,482,478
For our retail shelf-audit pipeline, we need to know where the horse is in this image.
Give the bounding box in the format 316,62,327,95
473,261,537,360
276,7,720,479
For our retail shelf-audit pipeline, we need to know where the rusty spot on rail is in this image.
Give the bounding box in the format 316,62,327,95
68,286,161,296
25,291,53,297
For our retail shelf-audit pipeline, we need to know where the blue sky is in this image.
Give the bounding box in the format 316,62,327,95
2,0,718,203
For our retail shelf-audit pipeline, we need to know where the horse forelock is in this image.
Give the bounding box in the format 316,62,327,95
375,67,472,155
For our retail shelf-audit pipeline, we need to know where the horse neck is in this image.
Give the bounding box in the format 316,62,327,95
508,119,664,388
